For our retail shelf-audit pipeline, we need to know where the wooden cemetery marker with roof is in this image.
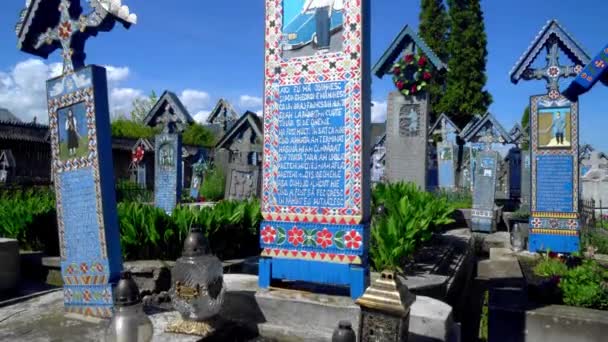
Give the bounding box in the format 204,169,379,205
372,24,447,190
15,0,136,318
510,20,591,253
258,0,371,299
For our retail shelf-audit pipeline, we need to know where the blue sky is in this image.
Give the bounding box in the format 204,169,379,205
0,0,607,150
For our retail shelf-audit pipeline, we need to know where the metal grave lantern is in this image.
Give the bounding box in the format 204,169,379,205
356,271,416,342
167,227,225,336
105,271,154,342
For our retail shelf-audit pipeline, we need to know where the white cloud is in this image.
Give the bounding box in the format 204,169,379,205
0,58,141,123
239,95,263,109
180,89,211,113
193,110,212,123
110,87,144,118
104,65,130,83
371,101,387,123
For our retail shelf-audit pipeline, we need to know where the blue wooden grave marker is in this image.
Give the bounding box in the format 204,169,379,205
259,0,371,300
16,0,136,318
511,20,591,253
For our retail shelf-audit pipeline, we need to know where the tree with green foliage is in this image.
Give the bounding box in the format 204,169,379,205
419,0,449,121
441,0,492,126
521,106,530,129
182,123,216,147
130,90,157,122
521,105,530,150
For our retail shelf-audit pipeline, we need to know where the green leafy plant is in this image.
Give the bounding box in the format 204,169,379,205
435,188,473,209
370,182,455,272
200,167,225,201
182,123,216,147
512,204,531,220
533,253,568,278
559,260,608,310
111,118,160,139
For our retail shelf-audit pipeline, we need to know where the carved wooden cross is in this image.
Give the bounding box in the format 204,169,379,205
31,0,136,75
479,128,495,151
522,36,579,94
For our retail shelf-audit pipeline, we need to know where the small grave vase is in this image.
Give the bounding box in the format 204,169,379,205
356,271,416,342
105,272,153,342
166,227,225,336
511,223,528,252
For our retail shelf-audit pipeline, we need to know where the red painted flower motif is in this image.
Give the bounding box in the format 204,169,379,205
393,67,401,76
58,21,72,40
316,228,333,249
423,72,432,81
404,54,414,63
410,85,418,94
288,227,304,247
418,56,427,67
396,80,405,90
344,230,362,250
80,262,89,274
261,226,277,244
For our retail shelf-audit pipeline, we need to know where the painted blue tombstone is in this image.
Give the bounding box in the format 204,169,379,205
511,20,591,253
460,114,513,232
155,133,182,214
15,0,136,318
430,114,460,190
372,25,447,190
259,0,371,300
144,91,194,214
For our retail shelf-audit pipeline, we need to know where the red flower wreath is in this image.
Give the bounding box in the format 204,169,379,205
392,53,433,96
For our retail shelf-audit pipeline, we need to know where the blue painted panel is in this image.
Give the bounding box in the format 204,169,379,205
529,233,579,253
564,44,608,99
276,81,348,209
438,144,455,189
536,155,573,212
269,258,368,299
155,134,182,214
46,65,122,317
59,169,101,260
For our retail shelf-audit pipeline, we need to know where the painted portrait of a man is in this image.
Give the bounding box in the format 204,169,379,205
538,108,571,148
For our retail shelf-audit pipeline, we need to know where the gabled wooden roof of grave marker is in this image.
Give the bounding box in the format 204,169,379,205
459,112,513,144
372,24,446,79
510,19,591,84
428,113,461,138
132,138,154,152
206,99,239,125
16,0,134,59
143,91,194,128
215,111,263,149
564,43,608,100
0,120,50,143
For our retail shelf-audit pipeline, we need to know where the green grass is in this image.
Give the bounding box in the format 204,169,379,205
59,136,89,160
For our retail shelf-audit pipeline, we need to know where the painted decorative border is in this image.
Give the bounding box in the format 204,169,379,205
262,0,364,224
531,217,579,230
530,229,579,237
65,304,112,318
530,94,579,213
532,211,578,219
261,248,362,264
48,85,108,261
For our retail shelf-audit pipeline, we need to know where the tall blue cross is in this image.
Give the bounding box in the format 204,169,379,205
521,36,579,94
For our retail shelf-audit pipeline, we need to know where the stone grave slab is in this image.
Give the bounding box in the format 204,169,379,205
259,0,371,299
385,91,430,188
472,151,499,232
